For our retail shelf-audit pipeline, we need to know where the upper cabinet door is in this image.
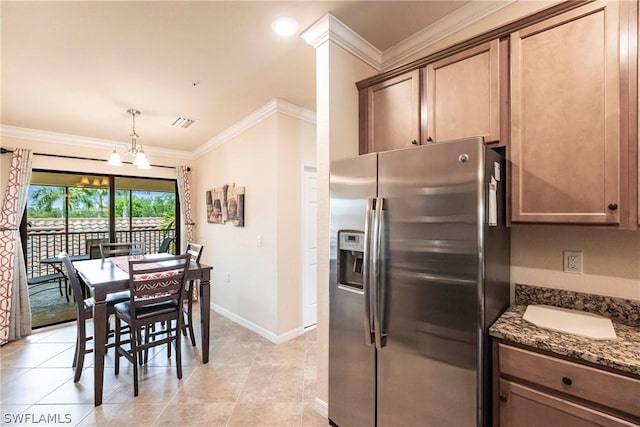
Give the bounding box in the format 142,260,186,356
364,70,421,153
425,39,501,144
511,1,621,224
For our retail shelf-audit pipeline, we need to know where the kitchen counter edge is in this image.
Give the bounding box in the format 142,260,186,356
489,305,640,377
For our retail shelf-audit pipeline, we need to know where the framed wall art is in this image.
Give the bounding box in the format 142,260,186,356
206,183,245,227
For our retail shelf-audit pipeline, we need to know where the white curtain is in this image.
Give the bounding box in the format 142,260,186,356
0,149,33,344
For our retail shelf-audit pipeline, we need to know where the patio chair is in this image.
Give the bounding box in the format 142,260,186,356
158,236,174,254
59,252,130,382
114,254,190,396
99,242,145,259
86,238,109,259
27,272,68,302
182,242,204,346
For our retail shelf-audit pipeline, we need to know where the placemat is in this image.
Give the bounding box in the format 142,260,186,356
110,256,165,274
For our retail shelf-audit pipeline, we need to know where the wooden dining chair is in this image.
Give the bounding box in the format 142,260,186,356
114,254,190,397
99,242,145,259
59,252,130,382
182,242,204,346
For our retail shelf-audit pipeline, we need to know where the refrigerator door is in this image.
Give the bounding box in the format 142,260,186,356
376,138,484,427
329,153,377,427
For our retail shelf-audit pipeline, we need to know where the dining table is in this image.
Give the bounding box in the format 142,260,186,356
72,253,213,406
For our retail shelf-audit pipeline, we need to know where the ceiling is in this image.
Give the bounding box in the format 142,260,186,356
1,1,469,154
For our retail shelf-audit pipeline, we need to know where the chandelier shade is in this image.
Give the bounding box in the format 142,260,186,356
107,109,151,169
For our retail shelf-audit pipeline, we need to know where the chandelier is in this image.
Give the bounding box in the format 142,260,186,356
107,109,151,169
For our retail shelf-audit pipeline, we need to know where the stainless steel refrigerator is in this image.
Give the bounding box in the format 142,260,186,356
329,137,510,427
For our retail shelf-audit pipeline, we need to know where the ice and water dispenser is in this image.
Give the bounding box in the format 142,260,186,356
337,230,365,290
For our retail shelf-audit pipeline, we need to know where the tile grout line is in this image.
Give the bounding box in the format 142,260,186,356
225,337,262,427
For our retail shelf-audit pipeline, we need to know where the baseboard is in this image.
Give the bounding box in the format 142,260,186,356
211,303,305,344
315,398,328,418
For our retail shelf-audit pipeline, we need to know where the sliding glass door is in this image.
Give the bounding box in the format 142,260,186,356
25,171,178,327
114,177,177,254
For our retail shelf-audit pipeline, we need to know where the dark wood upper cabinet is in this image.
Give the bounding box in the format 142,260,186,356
362,69,421,154
424,39,501,145
510,1,622,225
356,0,638,228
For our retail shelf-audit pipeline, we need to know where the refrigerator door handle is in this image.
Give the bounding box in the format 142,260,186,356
362,197,375,346
372,196,385,350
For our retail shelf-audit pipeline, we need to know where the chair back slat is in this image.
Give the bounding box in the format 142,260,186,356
128,254,190,312
185,242,204,263
100,242,145,259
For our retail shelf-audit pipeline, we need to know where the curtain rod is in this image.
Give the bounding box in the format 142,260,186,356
0,148,190,171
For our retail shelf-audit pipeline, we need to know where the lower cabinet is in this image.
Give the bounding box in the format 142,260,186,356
494,343,640,426
499,380,636,427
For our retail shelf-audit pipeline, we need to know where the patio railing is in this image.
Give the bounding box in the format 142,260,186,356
26,228,176,278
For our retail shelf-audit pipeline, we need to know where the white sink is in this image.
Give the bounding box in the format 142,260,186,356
523,305,617,340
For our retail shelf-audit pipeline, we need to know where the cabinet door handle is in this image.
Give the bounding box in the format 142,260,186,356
411,139,419,145
562,377,572,386
607,202,618,211
499,394,508,403
426,137,434,143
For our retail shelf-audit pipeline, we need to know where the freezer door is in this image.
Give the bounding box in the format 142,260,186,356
329,153,377,427
376,138,483,427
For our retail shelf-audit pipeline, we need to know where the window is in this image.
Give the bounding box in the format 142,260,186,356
25,171,178,279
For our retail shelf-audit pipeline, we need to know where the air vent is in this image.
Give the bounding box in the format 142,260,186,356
169,116,197,129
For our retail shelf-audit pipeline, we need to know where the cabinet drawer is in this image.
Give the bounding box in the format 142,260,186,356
499,379,637,427
498,344,640,418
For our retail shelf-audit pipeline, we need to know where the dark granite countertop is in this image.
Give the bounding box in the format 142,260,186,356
490,305,640,376
489,284,640,377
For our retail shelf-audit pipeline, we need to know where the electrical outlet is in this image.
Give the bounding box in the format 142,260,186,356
563,251,583,274
225,272,230,283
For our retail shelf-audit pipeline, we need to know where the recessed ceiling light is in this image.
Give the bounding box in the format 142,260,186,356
271,17,298,37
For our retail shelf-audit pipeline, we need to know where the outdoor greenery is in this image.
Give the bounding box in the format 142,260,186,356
28,185,176,219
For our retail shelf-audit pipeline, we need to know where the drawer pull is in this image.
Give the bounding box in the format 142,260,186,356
499,394,508,403
562,377,573,386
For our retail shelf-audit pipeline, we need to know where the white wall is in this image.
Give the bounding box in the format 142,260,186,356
277,114,316,334
193,110,316,339
511,225,640,300
194,116,280,332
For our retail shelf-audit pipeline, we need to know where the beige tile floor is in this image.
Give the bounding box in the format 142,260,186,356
0,306,326,427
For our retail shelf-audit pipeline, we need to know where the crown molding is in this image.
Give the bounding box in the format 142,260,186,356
301,3,516,72
0,125,194,159
301,13,382,71
1,98,314,161
381,0,515,70
193,98,316,158
275,99,317,124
